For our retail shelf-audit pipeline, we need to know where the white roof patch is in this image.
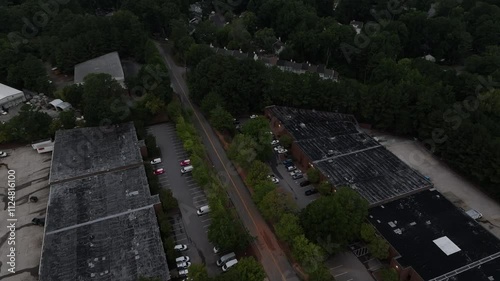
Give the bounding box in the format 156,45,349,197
433,236,461,256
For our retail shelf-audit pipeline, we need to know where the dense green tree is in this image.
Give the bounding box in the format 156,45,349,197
59,110,76,129
61,84,84,109
245,160,270,187
275,213,304,244
300,188,368,248
210,105,235,133
201,92,226,115
278,134,293,149
228,134,260,169
82,73,128,126
186,44,216,67
1,105,52,143
252,180,276,204
254,28,277,53
306,168,320,183
292,234,325,273
220,257,265,281
208,210,252,252
317,181,333,195
258,189,298,222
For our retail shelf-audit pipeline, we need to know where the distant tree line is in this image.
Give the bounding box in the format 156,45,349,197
189,52,500,200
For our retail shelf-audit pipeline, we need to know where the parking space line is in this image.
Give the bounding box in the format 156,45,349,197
190,189,203,194
330,265,343,270
334,272,348,278
192,194,205,199
203,224,211,228
202,218,211,223
176,238,188,242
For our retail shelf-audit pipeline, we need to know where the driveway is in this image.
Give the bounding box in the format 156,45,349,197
155,42,299,281
326,251,375,281
368,130,500,238
147,124,218,275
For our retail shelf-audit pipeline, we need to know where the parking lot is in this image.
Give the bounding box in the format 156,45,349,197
0,145,52,281
148,123,218,275
269,149,321,209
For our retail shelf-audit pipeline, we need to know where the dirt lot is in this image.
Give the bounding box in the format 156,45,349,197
0,146,52,281
366,130,500,238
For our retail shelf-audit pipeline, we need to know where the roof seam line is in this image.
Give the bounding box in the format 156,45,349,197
45,204,155,235
313,145,383,164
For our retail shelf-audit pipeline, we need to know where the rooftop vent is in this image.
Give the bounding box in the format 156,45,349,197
299,123,306,128
388,221,396,228
410,222,417,226
394,228,402,235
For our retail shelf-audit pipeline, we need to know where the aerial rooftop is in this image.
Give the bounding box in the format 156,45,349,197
368,189,500,281
49,122,142,183
47,166,158,232
40,207,167,281
40,123,169,281
266,106,431,205
74,51,125,85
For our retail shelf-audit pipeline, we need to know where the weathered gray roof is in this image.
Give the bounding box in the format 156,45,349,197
40,122,170,281
40,207,168,281
74,52,125,84
47,166,159,232
50,123,142,183
267,106,431,206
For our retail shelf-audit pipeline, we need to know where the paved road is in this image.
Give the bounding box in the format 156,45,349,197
155,42,299,281
147,124,219,276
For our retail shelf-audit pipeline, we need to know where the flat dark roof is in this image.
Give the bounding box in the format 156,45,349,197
41,123,169,281
453,257,500,281
50,122,142,183
368,189,500,281
267,106,430,205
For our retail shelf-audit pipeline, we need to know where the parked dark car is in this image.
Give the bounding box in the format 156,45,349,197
299,180,311,187
305,189,318,196
283,159,294,166
32,217,45,226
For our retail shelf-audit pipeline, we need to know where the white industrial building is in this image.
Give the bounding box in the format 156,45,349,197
0,83,26,109
74,52,126,88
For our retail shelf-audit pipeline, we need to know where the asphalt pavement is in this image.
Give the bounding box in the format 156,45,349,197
147,124,219,276
155,42,299,281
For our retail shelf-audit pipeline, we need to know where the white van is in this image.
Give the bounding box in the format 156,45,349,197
222,258,238,272
197,205,210,216
181,165,193,174
216,252,235,266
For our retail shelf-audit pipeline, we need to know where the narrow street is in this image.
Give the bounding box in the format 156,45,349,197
155,42,300,281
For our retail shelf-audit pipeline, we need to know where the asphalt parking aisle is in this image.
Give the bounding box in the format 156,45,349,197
148,123,219,275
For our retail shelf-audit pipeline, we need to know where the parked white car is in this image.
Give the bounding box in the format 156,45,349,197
271,140,280,146
277,148,288,154
176,256,190,263
150,158,162,165
290,170,302,176
177,261,192,269
0,151,7,158
174,244,188,251
250,114,258,119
